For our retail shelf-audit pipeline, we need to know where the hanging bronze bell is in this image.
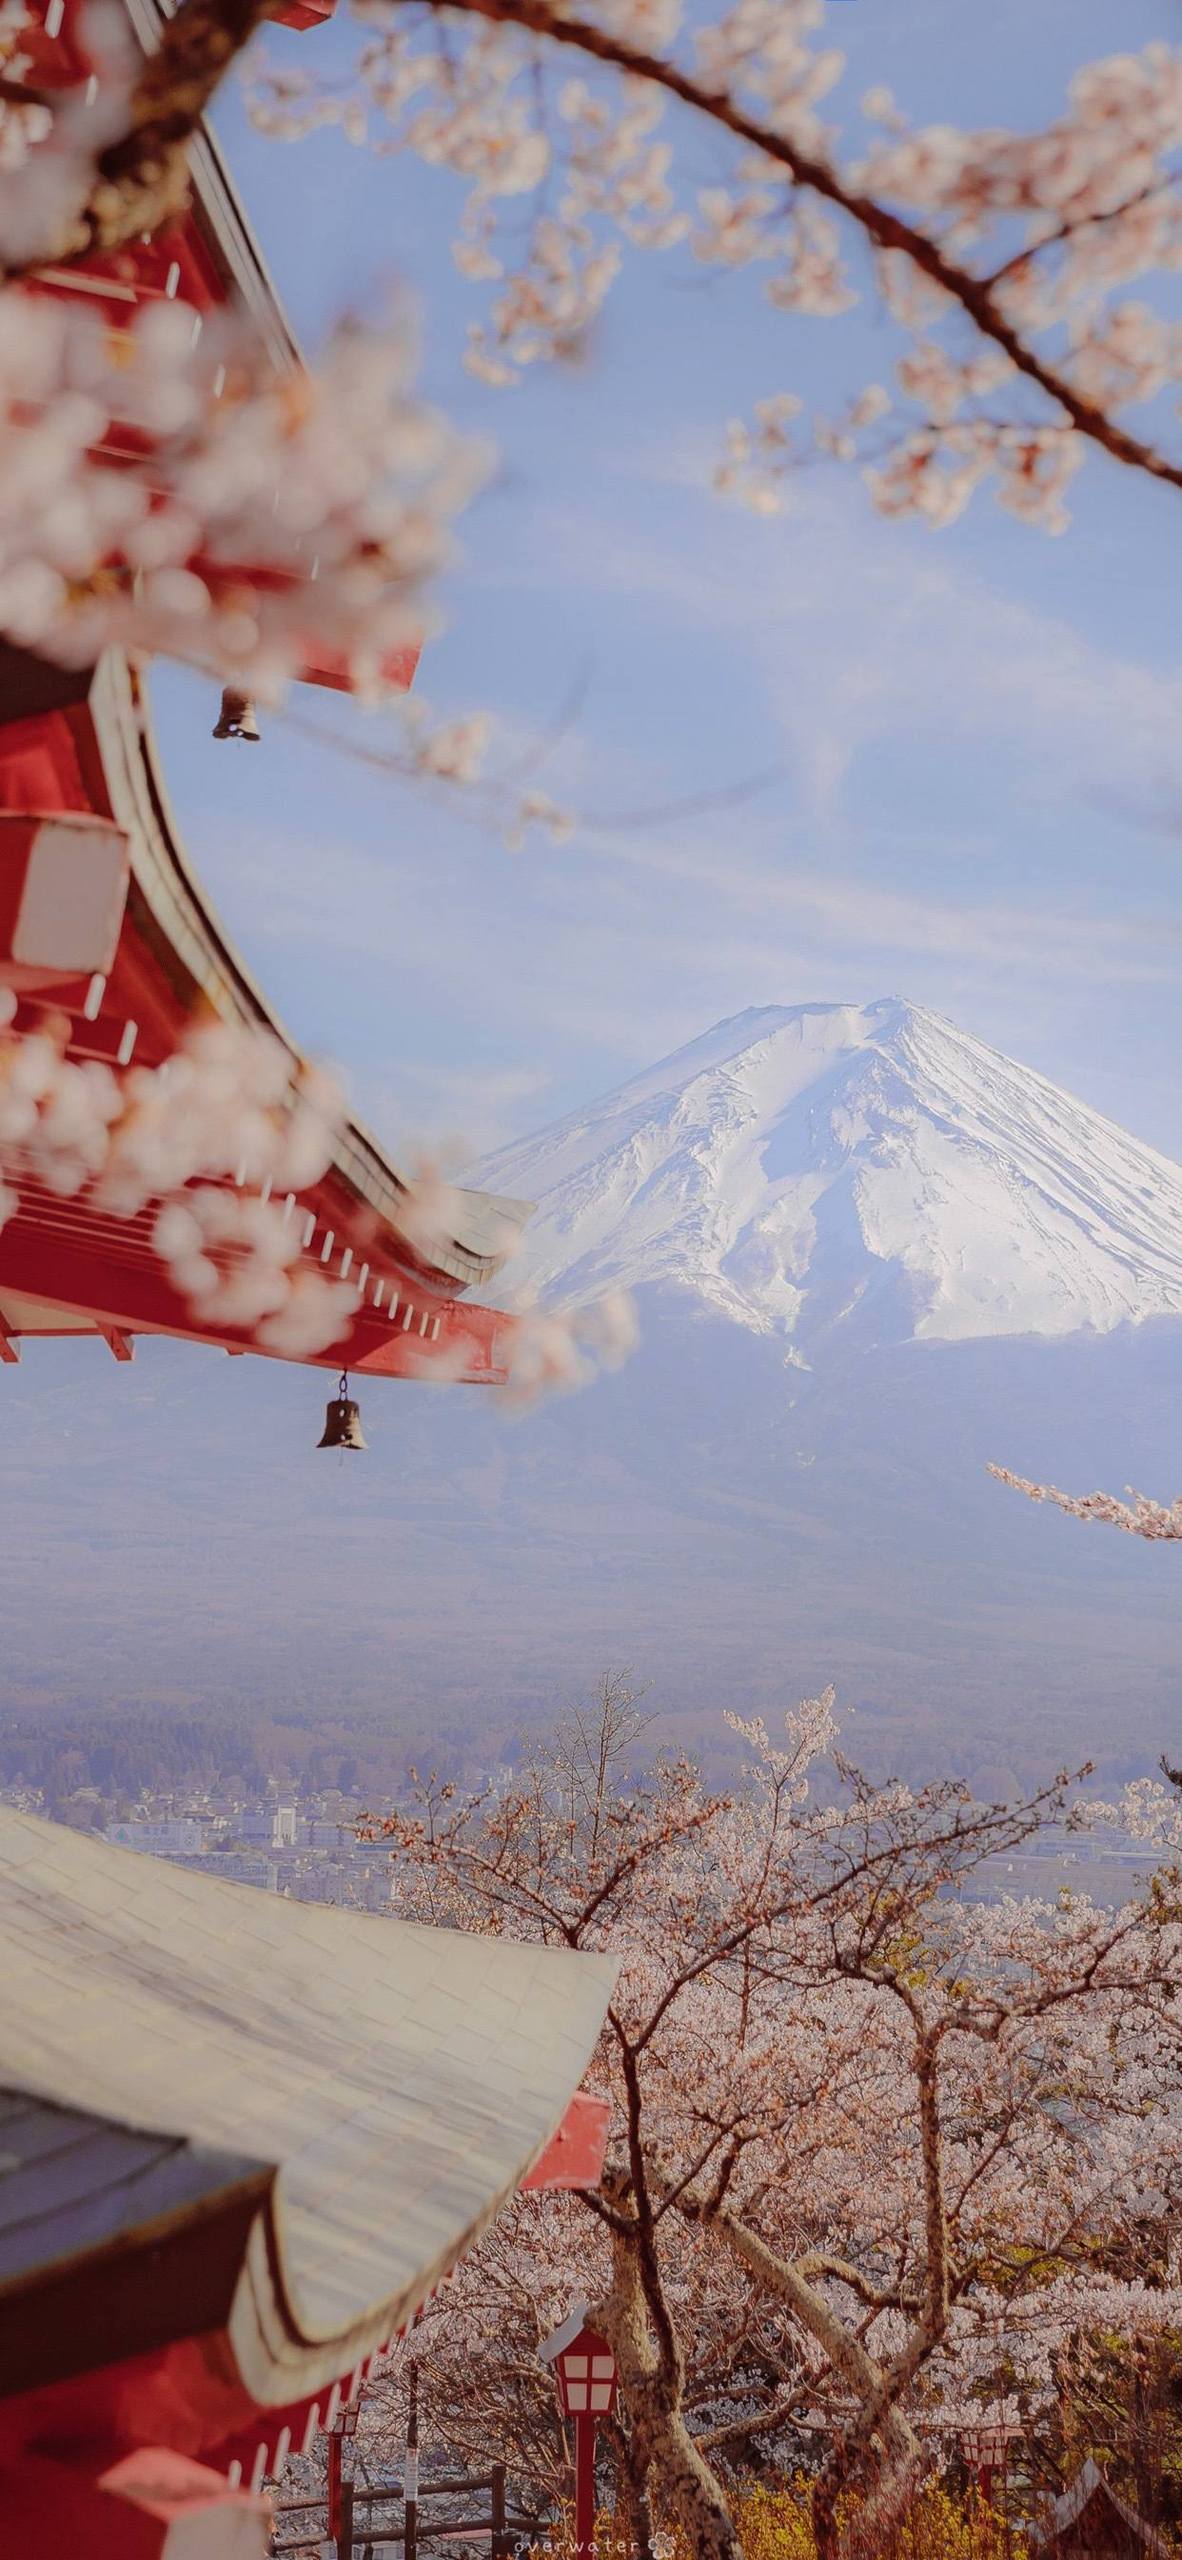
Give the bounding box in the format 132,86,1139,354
212,687,261,742
318,1373,367,1451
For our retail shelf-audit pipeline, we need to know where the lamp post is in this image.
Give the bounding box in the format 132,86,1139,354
327,2396,361,2560
404,2361,419,2560
540,2307,618,2560
960,2413,1021,2554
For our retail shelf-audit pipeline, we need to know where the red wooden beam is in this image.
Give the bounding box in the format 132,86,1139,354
0,1226,512,1381
520,2093,611,2193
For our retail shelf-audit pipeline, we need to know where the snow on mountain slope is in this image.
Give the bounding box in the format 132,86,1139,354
475,999,1182,1352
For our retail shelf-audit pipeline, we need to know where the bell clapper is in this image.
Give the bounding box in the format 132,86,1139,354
317,1370,367,1454
212,687,261,743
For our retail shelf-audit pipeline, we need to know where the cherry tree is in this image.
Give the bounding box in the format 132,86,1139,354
366,1688,1182,2560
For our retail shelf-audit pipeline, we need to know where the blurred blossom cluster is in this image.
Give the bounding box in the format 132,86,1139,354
0,289,485,692
0,1005,361,1354
0,0,137,267
504,1286,639,1407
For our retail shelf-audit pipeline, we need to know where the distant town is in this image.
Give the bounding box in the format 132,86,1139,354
0,1766,518,1908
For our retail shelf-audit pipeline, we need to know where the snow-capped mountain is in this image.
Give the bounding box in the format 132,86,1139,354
477,999,1182,1354
429,1003,1182,1779
6,1000,1175,1783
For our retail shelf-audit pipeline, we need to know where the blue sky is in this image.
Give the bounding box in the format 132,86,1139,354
6,0,1182,1747
137,0,1182,1166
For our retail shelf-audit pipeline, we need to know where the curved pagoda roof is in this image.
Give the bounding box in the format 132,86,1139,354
0,1808,616,2428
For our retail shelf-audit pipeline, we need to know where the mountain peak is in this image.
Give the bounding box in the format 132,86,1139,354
578,997,917,1099
477,1001,1182,1354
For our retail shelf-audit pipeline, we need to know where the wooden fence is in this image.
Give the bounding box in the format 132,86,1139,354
270,2461,543,2558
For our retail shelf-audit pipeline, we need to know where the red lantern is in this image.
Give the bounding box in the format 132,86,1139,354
550,2332,618,2420
960,2413,1021,2511
541,2309,617,2560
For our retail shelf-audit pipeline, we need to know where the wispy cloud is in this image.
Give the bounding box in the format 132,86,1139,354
506,472,1182,836
361,1060,555,1158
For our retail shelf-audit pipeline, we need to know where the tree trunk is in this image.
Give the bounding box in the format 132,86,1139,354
814,2425,922,2560
599,2222,741,2560
813,2464,843,2560
606,2416,657,2560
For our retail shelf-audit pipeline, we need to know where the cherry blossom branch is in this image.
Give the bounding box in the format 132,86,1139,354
395,0,1182,498
679,2190,924,2478
0,0,271,279
988,1462,1182,1540
797,2251,913,2315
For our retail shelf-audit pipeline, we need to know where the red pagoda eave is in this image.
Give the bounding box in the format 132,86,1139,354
0,2094,612,2483
0,645,528,1380
0,0,531,1381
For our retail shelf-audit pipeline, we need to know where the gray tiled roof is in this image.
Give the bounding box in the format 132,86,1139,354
0,2088,265,2291
0,1811,615,2387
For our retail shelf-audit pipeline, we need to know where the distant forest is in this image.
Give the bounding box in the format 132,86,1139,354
0,1708,268,1810
0,1696,514,1812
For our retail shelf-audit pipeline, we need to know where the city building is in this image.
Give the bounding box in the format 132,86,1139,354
105,1818,206,1857
176,1850,280,1891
